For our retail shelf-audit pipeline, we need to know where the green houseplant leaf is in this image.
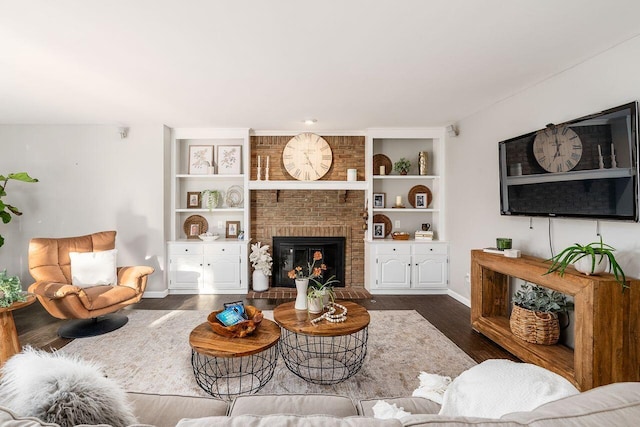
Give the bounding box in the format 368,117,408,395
0,172,39,248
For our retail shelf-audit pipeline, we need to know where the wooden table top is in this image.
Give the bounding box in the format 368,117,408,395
0,294,36,314
189,318,280,358
273,300,370,337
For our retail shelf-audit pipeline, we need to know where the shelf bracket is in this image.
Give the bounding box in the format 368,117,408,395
338,190,347,203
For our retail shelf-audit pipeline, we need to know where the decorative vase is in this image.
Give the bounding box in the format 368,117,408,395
307,295,324,314
252,270,269,292
574,255,607,275
294,279,309,310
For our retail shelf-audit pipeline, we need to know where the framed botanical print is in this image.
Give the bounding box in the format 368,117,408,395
188,145,214,174
373,193,386,208
217,145,242,175
226,221,240,238
373,223,385,239
187,191,201,208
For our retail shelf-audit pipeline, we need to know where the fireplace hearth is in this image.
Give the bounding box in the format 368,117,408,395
272,236,346,288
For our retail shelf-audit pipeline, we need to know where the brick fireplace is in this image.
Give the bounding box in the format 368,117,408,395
250,135,366,289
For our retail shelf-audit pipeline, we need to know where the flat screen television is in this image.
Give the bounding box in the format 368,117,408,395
499,102,639,221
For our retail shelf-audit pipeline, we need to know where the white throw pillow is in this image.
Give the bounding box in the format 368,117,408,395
69,249,118,288
438,359,579,419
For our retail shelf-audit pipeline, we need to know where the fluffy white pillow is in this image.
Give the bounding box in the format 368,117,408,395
439,359,579,419
69,249,118,288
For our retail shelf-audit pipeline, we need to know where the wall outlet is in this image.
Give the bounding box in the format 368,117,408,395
394,220,401,228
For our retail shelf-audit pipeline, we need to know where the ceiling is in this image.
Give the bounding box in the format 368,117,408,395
2,0,640,130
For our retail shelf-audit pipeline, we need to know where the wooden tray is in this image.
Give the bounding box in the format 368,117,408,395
373,154,392,175
391,232,410,240
408,185,432,208
372,214,392,237
184,215,209,239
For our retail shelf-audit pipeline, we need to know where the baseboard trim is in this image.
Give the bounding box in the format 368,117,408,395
143,289,169,299
447,289,470,307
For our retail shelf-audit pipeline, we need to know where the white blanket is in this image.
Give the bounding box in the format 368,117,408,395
437,359,579,419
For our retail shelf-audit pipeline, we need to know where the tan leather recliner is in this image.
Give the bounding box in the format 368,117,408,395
28,230,154,338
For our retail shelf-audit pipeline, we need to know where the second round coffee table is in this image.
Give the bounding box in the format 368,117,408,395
189,318,280,400
273,300,370,385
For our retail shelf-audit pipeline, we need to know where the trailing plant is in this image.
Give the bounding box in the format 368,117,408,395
513,282,574,314
0,270,26,308
0,172,39,248
393,158,411,174
201,189,221,210
545,236,627,290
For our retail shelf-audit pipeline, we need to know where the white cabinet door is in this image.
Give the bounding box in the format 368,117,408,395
169,254,203,289
376,254,411,288
413,254,447,289
204,255,242,290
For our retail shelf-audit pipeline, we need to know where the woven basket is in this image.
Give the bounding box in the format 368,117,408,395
510,305,560,345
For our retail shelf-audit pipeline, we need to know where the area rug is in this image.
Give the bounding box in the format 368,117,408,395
60,309,476,400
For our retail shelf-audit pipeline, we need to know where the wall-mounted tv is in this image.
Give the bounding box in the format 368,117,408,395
499,102,639,221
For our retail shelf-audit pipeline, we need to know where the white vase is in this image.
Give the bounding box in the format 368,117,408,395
252,270,269,292
294,279,309,310
307,296,324,314
574,255,607,275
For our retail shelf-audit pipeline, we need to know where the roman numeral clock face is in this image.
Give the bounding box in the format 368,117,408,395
283,133,333,181
533,126,582,173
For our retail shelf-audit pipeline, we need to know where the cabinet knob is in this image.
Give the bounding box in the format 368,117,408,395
207,263,211,266
393,248,396,251
185,249,189,252
221,248,225,251
430,248,433,251
199,263,203,267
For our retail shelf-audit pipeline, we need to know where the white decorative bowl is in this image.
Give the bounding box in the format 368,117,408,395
199,234,219,242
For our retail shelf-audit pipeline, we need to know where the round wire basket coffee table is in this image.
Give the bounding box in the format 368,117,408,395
273,300,370,385
189,318,280,400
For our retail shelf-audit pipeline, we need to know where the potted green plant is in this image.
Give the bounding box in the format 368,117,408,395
393,158,411,175
0,270,27,308
0,172,38,248
201,189,221,210
510,282,573,345
308,274,340,314
545,237,627,290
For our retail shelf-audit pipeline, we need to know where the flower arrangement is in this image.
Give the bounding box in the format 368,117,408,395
0,270,27,308
288,250,325,281
249,242,272,276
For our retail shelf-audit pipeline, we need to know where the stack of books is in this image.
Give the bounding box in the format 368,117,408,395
415,230,434,240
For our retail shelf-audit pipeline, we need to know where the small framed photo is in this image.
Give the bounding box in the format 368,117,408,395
188,223,201,238
217,145,242,175
373,223,385,239
226,221,241,238
415,193,427,209
188,145,214,174
187,192,201,209
373,193,386,209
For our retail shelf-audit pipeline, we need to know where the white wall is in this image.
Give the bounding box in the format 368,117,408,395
447,35,640,301
0,125,167,294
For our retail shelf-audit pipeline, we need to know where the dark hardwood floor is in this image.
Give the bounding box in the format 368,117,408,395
14,294,517,363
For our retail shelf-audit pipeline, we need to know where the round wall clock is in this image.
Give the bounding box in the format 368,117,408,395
533,125,582,173
282,133,333,181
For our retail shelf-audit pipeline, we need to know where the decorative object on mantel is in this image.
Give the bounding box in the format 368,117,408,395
225,185,244,207
288,250,326,310
373,154,392,176
545,236,627,290
393,157,411,175
184,215,208,239
249,242,272,292
510,282,573,345
408,185,432,208
283,133,332,181
372,214,392,237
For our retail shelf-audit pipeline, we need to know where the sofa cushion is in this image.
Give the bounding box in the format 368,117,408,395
229,394,358,417
502,382,640,426
358,397,441,417
176,415,402,427
127,392,228,427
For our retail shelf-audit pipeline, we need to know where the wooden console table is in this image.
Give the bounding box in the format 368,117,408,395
471,249,640,391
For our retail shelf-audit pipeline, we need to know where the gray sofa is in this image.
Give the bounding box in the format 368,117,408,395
1,382,640,427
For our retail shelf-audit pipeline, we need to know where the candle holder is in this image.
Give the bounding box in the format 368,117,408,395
598,154,605,169
265,167,270,181
611,154,618,168
256,166,262,181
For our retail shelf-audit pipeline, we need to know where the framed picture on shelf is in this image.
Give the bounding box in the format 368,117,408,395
187,192,201,209
217,145,242,175
188,223,201,238
188,145,214,174
226,221,240,238
373,193,386,208
415,193,427,209
373,223,385,239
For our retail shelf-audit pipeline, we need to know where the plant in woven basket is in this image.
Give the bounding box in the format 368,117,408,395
510,282,573,345
545,236,627,291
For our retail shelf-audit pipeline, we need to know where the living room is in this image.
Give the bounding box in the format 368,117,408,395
2,1,640,426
